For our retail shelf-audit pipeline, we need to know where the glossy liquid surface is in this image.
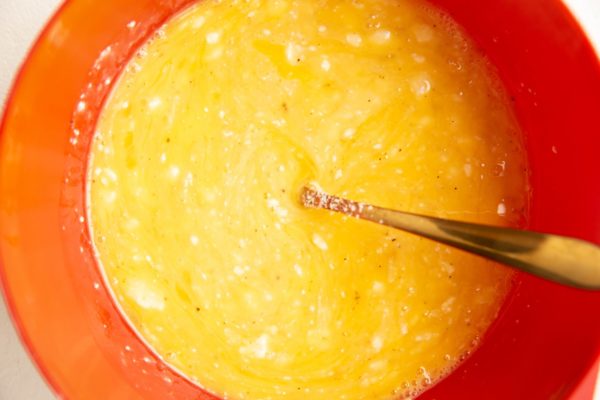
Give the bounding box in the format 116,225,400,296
88,0,529,398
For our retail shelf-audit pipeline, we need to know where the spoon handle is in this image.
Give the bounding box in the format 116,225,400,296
360,205,600,290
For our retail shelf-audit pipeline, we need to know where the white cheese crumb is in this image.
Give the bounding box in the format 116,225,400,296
372,281,384,293
371,336,383,352
400,323,408,335
343,128,355,139
267,198,289,219
127,280,164,310
206,31,221,44
293,264,303,276
148,97,162,109
192,15,205,29
370,30,391,44
285,42,304,65
441,296,455,313
168,165,180,178
312,233,328,250
104,168,118,182
240,334,270,359
346,33,362,47
233,266,245,276
411,76,431,96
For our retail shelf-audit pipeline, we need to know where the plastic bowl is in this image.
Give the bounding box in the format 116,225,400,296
1,0,599,399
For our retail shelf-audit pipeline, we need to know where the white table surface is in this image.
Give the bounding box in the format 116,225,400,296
0,0,598,399
0,1,64,397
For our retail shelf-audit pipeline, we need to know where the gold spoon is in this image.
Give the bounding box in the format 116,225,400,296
301,186,600,290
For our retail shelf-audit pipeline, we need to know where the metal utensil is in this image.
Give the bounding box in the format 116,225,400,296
301,186,600,290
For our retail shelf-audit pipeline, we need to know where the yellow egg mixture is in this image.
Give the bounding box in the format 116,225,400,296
88,0,528,399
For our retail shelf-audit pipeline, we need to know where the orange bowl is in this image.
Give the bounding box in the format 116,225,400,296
1,0,599,399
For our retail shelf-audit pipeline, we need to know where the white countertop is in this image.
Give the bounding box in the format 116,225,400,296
0,0,598,399
0,0,63,397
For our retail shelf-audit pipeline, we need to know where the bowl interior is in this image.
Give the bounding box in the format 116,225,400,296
1,0,599,399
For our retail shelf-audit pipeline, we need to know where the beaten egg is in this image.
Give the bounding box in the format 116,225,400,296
88,0,529,398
